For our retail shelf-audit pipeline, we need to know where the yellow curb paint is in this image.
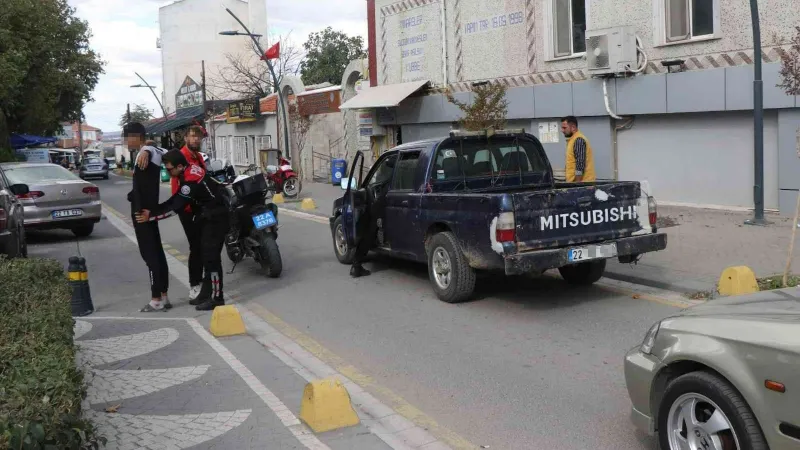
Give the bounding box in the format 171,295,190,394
167,248,181,256
175,255,188,262
272,193,285,204
209,305,246,337
718,266,759,296
299,378,360,433
245,302,476,450
162,244,173,249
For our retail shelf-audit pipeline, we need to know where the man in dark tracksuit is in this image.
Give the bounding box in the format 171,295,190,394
136,125,207,301
135,149,230,311
124,122,171,312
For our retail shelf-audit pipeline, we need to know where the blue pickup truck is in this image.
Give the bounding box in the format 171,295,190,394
329,129,667,303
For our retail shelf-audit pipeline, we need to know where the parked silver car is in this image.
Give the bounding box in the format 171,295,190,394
0,163,102,237
625,292,800,450
79,157,109,179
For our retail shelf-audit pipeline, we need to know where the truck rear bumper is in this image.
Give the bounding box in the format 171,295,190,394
504,232,667,275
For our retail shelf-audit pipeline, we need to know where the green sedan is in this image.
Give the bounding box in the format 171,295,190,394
625,292,800,450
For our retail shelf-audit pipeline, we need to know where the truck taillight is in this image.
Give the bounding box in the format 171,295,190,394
648,196,657,227
495,212,516,243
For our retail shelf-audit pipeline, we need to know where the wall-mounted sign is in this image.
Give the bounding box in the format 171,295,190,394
460,0,528,80
538,121,560,144
226,98,260,124
379,0,443,85
297,89,342,116
175,76,202,110
358,110,373,143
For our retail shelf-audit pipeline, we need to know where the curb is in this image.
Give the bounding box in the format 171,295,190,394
603,269,714,294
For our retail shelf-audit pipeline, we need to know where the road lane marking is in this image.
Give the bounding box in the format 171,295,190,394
101,204,332,450
102,202,459,450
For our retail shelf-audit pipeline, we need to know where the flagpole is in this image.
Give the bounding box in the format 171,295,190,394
224,8,290,157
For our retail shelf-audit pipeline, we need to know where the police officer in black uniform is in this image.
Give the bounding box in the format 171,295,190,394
134,149,230,311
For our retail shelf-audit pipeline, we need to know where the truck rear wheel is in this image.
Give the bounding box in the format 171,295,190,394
427,232,475,303
558,259,606,286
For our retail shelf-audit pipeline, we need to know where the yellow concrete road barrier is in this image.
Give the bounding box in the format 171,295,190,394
300,198,316,211
718,266,759,296
209,305,246,337
272,193,285,204
299,378,360,433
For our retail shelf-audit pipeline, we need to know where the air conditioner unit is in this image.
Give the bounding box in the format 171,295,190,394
585,26,638,76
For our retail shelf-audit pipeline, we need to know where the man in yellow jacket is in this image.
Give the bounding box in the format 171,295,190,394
561,116,596,183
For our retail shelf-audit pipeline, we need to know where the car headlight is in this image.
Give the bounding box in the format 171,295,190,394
640,321,661,355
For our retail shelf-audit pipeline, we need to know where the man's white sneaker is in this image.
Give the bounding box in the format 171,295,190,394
189,285,201,300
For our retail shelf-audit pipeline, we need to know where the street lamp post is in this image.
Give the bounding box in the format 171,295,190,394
130,72,168,119
745,0,769,226
220,7,291,158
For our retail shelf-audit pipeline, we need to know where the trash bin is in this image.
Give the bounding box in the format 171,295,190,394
331,159,347,185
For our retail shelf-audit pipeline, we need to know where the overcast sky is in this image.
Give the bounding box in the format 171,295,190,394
67,0,367,133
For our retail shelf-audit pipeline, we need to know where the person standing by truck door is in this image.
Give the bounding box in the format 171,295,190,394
561,116,596,183
136,125,207,300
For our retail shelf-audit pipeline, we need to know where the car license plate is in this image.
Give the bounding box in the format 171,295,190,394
568,243,617,262
252,211,276,230
52,209,83,219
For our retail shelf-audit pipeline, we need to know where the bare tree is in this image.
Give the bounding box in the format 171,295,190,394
209,33,304,100
289,103,313,183
778,26,800,287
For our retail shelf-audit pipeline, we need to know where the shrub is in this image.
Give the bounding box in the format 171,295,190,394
0,257,104,450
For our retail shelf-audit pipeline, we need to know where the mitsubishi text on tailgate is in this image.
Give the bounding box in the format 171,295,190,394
329,129,667,303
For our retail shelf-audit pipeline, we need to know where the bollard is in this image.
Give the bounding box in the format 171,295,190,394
69,256,94,317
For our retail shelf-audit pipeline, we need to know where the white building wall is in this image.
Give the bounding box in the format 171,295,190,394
159,0,253,113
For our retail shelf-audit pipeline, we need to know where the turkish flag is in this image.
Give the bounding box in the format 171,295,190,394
261,42,280,60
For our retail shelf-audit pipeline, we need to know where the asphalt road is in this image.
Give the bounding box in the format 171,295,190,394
51,173,680,450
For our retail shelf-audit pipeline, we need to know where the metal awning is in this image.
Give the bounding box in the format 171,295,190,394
338,80,429,110
146,105,204,135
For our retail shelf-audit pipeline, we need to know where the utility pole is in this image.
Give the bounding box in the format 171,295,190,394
201,59,214,157
77,109,83,165
745,0,769,226
127,103,131,123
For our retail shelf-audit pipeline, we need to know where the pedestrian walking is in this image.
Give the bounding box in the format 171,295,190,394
134,149,230,311
136,126,207,301
124,122,171,312
560,116,596,183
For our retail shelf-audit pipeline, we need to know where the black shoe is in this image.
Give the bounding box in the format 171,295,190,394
189,295,207,306
350,264,371,278
195,298,225,311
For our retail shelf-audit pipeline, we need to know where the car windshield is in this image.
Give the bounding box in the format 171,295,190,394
2,165,79,183
86,158,103,164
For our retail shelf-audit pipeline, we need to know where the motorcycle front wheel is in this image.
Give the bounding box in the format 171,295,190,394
282,177,299,198
258,234,283,278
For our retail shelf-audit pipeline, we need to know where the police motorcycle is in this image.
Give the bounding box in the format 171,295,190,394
207,159,282,277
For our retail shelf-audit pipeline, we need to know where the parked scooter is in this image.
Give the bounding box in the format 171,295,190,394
207,159,282,277
261,148,299,198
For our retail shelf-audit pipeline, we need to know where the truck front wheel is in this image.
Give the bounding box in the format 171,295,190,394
558,259,606,286
427,232,476,303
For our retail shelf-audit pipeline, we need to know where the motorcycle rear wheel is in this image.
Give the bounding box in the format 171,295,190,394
259,234,283,278
282,177,299,198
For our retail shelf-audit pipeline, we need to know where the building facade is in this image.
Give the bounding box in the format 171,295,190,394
56,122,103,150
158,0,268,114
349,0,800,214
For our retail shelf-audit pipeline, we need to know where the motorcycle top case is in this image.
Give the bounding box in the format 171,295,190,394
233,174,268,199
209,165,236,183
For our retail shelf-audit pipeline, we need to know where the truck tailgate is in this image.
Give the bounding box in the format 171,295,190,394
512,182,647,251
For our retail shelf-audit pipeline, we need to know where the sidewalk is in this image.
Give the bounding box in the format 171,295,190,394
288,181,799,294
27,218,438,450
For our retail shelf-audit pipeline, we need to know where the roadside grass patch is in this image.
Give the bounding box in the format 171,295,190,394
0,257,104,449
757,274,800,291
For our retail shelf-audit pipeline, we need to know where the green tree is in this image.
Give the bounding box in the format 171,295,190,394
300,27,366,85
0,0,104,160
445,82,509,131
119,104,154,128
